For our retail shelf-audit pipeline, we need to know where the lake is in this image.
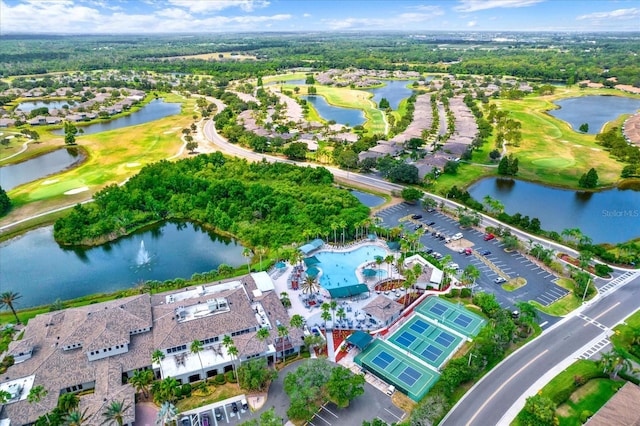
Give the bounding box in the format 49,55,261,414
300,95,365,126
365,80,415,110
0,221,246,308
548,96,640,134
0,148,84,191
51,98,181,136
467,177,640,244
16,100,73,112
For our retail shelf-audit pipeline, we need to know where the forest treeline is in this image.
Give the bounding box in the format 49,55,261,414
52,152,370,247
2,33,639,87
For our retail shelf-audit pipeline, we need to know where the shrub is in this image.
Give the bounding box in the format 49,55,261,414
595,264,613,277
214,374,226,385
460,288,472,298
180,383,192,397
225,370,237,383
580,410,593,423
450,289,460,298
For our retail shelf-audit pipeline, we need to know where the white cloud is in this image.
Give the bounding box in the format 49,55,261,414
155,7,192,20
454,0,544,13
303,13,311,18
467,20,477,27
324,7,443,30
576,8,640,21
167,0,270,13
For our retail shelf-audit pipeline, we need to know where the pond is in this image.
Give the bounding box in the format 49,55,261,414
365,80,415,110
350,189,385,207
51,98,181,136
0,221,246,308
0,148,84,191
300,95,365,127
16,100,73,112
547,95,640,134
467,177,640,244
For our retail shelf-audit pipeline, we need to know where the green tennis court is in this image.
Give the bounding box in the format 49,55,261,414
387,316,463,369
416,297,486,337
355,340,440,402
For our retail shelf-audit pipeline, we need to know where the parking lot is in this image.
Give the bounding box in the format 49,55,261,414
307,396,405,426
375,202,570,326
181,397,252,426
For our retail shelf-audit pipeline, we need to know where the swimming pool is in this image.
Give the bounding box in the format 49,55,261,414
314,245,389,290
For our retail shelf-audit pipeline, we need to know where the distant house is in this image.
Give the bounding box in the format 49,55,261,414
0,118,16,127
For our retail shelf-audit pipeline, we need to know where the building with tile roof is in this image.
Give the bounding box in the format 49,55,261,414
0,275,302,425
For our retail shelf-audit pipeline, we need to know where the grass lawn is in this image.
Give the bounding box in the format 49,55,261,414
503,277,527,292
176,382,244,412
490,87,633,188
262,72,307,84
0,93,192,226
610,309,640,363
557,378,623,426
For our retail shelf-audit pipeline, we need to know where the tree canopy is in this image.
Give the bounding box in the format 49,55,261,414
53,153,369,247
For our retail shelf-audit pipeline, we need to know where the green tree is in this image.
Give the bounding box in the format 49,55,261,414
283,142,308,161
64,122,78,146
578,168,599,188
307,85,317,95
129,369,154,398
520,394,558,426
579,123,589,133
237,358,277,392
190,339,205,381
327,366,365,408
101,399,130,426
284,359,333,421
242,248,253,272
401,187,423,203
63,408,91,426
58,392,80,414
239,407,284,426
0,185,11,216
27,385,51,424
0,291,22,325
443,160,460,175
186,140,198,153
151,349,165,379
152,377,180,404
277,324,289,360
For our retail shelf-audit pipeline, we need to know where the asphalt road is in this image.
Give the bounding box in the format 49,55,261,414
441,273,640,426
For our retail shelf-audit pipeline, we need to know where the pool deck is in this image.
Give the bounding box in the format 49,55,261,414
268,239,404,361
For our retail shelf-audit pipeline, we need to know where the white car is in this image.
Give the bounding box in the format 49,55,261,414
446,262,459,270
452,233,463,241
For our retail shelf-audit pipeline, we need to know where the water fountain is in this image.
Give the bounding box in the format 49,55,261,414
136,240,151,266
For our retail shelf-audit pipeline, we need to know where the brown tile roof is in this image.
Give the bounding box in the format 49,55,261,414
587,382,640,426
362,295,403,323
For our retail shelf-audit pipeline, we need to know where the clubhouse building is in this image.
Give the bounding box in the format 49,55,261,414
0,273,302,425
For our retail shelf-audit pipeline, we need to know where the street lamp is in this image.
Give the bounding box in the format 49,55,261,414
468,351,477,366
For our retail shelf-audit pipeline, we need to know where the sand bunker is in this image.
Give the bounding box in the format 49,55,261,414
42,179,59,185
64,187,89,195
163,131,174,134
126,162,141,167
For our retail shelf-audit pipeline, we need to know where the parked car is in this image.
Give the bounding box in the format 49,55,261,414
432,252,443,259
481,250,492,256
181,418,191,426
214,407,224,421
426,221,436,226
232,402,239,412
424,247,434,254
446,262,459,270
414,224,423,230
494,277,506,284
412,214,423,219
426,208,435,212
241,398,249,410
452,233,463,241
201,413,210,426
484,233,495,241
464,248,473,255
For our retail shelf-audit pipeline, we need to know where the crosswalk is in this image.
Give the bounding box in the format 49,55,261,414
598,271,637,296
578,337,611,360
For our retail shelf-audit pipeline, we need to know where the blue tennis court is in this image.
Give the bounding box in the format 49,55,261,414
398,366,421,387
454,314,472,327
421,344,443,362
410,319,430,334
396,331,417,347
434,332,455,348
430,302,448,316
372,351,394,369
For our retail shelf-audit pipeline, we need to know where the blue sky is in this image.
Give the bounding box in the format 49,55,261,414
1,0,639,34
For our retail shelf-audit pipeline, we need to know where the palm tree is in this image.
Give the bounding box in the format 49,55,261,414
27,385,51,424
277,324,289,361
289,314,305,332
222,334,234,351
151,349,165,379
336,307,346,324
301,275,319,294
330,222,338,244
242,248,253,273
128,369,154,399
156,401,178,426
321,309,332,330
101,399,130,426
58,392,80,414
64,408,91,426
227,345,240,386
0,291,22,325
190,340,205,381
330,300,337,325
256,327,270,354
255,246,267,270
339,220,347,245
599,349,632,379
385,254,395,277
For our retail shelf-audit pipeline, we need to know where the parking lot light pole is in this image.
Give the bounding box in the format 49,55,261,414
468,351,477,366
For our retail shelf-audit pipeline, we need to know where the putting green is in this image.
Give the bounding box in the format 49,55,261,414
531,157,575,168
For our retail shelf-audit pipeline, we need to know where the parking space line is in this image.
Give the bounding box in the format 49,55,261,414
384,408,403,421
313,413,332,425
322,406,339,419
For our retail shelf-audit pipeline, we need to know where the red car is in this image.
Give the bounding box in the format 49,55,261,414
484,233,495,241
